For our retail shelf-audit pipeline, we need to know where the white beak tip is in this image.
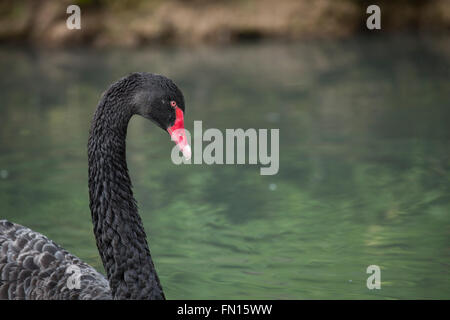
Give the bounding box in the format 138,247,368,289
182,145,191,160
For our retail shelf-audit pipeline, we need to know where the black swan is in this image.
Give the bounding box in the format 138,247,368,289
0,72,191,299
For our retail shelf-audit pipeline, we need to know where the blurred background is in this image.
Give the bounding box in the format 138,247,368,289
0,0,449,299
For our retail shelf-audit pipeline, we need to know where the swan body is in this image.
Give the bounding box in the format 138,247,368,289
0,220,111,299
0,72,189,299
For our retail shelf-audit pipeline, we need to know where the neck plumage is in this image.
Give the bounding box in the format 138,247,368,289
87,96,164,300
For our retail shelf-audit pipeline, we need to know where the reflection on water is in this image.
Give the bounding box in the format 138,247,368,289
0,36,449,299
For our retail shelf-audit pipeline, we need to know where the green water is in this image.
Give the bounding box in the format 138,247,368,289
0,36,449,299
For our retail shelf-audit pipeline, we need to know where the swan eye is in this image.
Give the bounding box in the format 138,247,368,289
170,101,177,108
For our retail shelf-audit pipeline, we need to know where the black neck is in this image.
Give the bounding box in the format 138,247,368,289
87,93,165,300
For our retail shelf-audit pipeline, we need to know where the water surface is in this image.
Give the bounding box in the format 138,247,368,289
0,36,449,299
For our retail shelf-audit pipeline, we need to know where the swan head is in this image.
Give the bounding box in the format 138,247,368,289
131,72,191,160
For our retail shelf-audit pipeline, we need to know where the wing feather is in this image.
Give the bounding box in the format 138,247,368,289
0,220,112,300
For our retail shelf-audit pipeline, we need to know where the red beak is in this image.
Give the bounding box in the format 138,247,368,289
167,107,191,160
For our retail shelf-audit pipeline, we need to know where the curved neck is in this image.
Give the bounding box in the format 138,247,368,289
87,96,164,300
